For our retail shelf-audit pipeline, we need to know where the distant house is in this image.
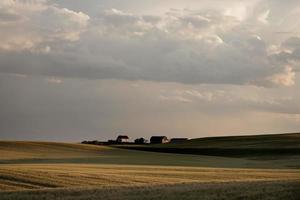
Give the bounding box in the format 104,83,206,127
150,136,168,144
116,135,129,143
169,138,189,144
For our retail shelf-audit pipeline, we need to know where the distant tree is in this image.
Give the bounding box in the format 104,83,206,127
134,138,147,144
108,140,117,145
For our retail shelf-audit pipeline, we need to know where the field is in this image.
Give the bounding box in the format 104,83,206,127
0,133,300,199
169,132,300,148
118,133,300,157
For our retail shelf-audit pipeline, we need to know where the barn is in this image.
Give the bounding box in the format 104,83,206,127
116,135,129,143
150,136,168,144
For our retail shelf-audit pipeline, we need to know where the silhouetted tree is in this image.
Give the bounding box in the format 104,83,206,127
134,138,147,144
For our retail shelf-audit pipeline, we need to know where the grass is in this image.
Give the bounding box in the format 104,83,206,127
1,181,300,200
0,141,111,160
0,135,300,199
1,141,300,168
118,133,300,158
173,132,300,148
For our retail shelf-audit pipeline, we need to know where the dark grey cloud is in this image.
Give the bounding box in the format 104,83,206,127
0,11,21,22
283,37,300,50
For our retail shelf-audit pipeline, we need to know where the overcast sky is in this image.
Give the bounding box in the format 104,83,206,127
1,0,300,141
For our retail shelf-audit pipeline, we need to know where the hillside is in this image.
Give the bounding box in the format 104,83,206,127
0,141,253,167
0,141,299,169
0,141,299,199
172,133,300,148
0,141,110,160
119,133,300,157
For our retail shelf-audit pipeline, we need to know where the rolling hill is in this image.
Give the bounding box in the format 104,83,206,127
170,132,300,148
0,139,299,199
118,133,300,157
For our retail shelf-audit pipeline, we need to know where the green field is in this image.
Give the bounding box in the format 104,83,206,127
169,132,300,148
0,133,300,199
118,133,300,158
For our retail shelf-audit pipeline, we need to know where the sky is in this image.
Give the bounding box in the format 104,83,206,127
0,0,300,141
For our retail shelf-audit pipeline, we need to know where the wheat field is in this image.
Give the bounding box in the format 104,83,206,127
1,164,299,191
0,141,299,199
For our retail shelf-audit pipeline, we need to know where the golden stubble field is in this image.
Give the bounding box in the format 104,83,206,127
0,141,299,199
0,164,299,191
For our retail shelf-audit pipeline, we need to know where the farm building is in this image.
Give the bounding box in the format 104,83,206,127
116,135,129,143
169,138,189,144
150,136,168,144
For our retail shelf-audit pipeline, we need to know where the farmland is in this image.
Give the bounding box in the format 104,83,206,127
0,133,300,199
118,133,300,157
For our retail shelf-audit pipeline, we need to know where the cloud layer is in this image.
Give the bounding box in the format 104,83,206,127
0,0,299,87
1,0,300,141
